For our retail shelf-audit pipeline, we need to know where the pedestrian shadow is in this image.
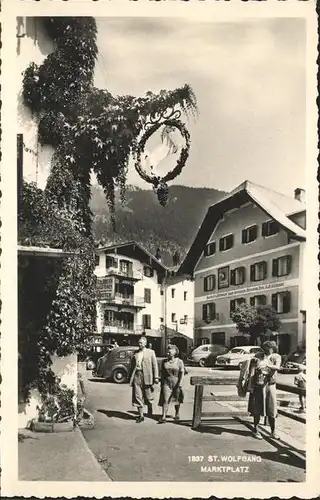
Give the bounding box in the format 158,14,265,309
243,449,305,470
97,409,136,421
191,424,253,438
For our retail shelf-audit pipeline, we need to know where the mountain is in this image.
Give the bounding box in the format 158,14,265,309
90,184,227,267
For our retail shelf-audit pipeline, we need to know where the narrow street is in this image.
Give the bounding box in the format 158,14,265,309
80,364,305,482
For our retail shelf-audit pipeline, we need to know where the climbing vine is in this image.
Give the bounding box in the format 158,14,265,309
19,17,197,397
22,17,197,229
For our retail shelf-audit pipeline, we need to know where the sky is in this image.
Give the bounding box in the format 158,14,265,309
94,17,306,196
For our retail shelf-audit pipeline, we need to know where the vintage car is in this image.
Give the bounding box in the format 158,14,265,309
280,349,306,373
187,344,229,367
85,344,115,370
215,345,264,369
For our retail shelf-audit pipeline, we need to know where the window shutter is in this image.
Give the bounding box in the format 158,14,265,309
250,265,255,281
253,225,258,240
260,295,267,306
272,259,278,277
263,261,268,279
241,267,246,284
271,294,278,311
230,300,235,313
286,255,292,275
242,229,247,244
219,238,224,251
212,274,216,290
212,242,216,254
262,222,268,237
283,292,291,313
204,277,208,292
202,304,207,320
250,296,255,306
211,302,216,320
230,269,235,286
204,245,208,257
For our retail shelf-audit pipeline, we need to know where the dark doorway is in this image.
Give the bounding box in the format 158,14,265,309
210,332,226,346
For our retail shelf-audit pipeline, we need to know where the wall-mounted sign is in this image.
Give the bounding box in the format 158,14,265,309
218,266,229,289
195,278,299,303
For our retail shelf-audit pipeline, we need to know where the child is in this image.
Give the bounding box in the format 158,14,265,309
294,364,306,413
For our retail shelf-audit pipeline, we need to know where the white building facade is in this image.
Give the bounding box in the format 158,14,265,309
95,242,195,356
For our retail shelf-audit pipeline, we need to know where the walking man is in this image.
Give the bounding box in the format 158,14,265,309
129,336,159,423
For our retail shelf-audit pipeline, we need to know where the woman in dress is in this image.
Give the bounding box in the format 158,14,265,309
248,340,282,439
158,344,185,424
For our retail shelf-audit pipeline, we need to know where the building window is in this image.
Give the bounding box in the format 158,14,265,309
143,266,154,277
104,310,115,324
242,225,258,244
250,295,267,307
272,255,292,277
183,314,188,323
262,220,280,237
219,234,234,252
204,274,216,292
250,261,267,281
160,317,164,323
230,267,245,286
204,241,216,256
171,288,175,298
184,291,187,301
171,313,177,323
272,292,291,314
202,302,216,322
144,288,151,304
160,290,164,296
106,255,117,269
230,298,246,313
142,314,151,329
95,255,100,267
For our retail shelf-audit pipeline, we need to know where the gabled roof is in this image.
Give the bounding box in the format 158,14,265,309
178,180,306,275
97,240,167,274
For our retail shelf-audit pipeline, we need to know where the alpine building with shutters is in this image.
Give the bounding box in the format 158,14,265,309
179,181,306,355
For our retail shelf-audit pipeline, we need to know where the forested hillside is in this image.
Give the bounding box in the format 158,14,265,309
91,184,227,266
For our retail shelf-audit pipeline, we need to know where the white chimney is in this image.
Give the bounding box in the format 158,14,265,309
294,188,306,203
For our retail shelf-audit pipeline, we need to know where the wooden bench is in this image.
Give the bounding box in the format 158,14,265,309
190,376,306,429
191,376,247,429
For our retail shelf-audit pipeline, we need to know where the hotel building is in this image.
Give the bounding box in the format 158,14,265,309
179,181,306,354
94,242,194,356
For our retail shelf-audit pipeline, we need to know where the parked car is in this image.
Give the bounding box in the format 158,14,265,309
205,346,230,367
187,344,229,367
280,349,306,374
85,344,115,370
93,346,165,384
215,345,264,369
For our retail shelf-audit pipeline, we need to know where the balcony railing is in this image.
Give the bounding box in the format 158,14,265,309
99,293,145,308
103,323,145,335
105,267,143,280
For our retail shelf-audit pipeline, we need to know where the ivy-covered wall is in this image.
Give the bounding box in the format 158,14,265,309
19,17,196,396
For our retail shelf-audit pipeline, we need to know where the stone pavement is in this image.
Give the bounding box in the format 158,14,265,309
18,427,111,481
81,366,306,482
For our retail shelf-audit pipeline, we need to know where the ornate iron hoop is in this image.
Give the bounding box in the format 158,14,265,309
134,118,190,207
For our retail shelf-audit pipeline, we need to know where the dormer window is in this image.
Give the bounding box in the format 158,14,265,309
204,241,216,257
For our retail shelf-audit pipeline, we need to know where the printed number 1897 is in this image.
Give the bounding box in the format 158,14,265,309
188,456,204,462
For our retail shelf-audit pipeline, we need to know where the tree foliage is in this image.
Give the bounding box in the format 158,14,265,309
230,304,281,344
